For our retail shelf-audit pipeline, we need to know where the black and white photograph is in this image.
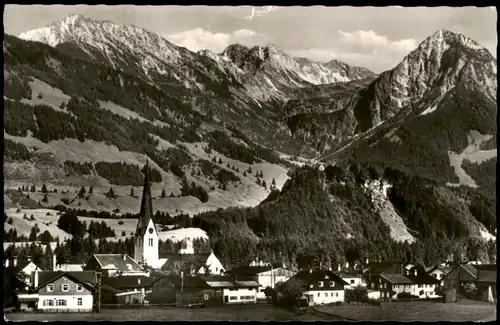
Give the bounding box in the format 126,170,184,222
2,4,497,322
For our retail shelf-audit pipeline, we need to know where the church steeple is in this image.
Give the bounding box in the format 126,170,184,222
134,158,159,267
136,158,155,236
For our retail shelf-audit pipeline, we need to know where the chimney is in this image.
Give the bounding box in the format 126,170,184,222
283,262,286,269
309,269,312,273
123,254,127,260
137,278,141,285
13,257,17,267
320,262,322,270
345,262,349,269
53,254,57,271
337,264,341,272
5,259,9,268
260,261,264,267
365,257,369,264
27,256,32,262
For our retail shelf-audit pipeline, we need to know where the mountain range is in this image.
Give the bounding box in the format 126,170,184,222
3,15,497,257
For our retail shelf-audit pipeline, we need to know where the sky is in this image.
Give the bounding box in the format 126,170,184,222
3,5,498,73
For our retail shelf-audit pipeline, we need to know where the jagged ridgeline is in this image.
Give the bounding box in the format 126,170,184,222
192,165,496,269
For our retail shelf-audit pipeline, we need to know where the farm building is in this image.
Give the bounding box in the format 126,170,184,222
335,269,366,289
228,259,297,299
101,275,163,304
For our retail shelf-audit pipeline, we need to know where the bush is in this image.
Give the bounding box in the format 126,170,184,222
397,292,419,299
345,286,369,302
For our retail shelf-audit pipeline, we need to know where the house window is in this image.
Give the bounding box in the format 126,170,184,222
324,293,328,297
47,284,54,292
317,293,320,297
77,284,83,292
43,299,54,306
336,292,339,297
62,284,69,292
229,296,238,301
241,296,254,300
56,299,67,306
418,284,422,288
215,267,218,272
331,293,334,297
77,298,83,306
149,238,153,247
318,281,324,287
329,281,335,287
350,280,355,284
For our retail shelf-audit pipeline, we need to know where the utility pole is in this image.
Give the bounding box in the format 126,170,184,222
97,272,102,313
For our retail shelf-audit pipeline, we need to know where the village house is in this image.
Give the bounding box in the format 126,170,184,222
442,264,479,292
474,264,496,302
286,269,348,306
101,275,163,304
335,268,366,289
149,274,261,305
5,256,43,290
160,239,225,276
379,274,415,299
362,260,405,291
30,271,97,312
427,264,453,286
405,266,440,298
84,254,148,278
52,254,85,272
228,258,297,299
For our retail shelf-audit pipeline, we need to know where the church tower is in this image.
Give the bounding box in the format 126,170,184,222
134,160,159,267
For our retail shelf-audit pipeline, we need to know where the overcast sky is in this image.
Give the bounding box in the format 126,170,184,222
4,5,497,72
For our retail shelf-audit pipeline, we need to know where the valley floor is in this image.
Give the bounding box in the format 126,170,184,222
4,304,329,322
315,299,496,322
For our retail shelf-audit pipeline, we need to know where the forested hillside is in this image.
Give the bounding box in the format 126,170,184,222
191,165,496,269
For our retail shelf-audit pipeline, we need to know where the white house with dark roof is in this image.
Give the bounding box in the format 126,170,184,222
30,271,97,312
5,257,43,290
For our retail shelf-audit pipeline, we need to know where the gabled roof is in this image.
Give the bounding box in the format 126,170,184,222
380,273,414,285
406,272,440,285
166,275,210,289
201,275,261,288
135,160,158,237
160,253,211,274
34,271,97,291
292,270,350,286
14,260,41,273
102,275,161,289
229,264,286,276
473,264,497,271
92,254,144,272
460,264,478,278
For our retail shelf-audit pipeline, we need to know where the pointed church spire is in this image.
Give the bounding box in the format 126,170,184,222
136,157,155,236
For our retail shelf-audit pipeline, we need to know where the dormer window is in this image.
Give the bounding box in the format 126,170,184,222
330,281,335,287
62,284,69,292
318,281,324,287
77,284,83,292
47,284,54,292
